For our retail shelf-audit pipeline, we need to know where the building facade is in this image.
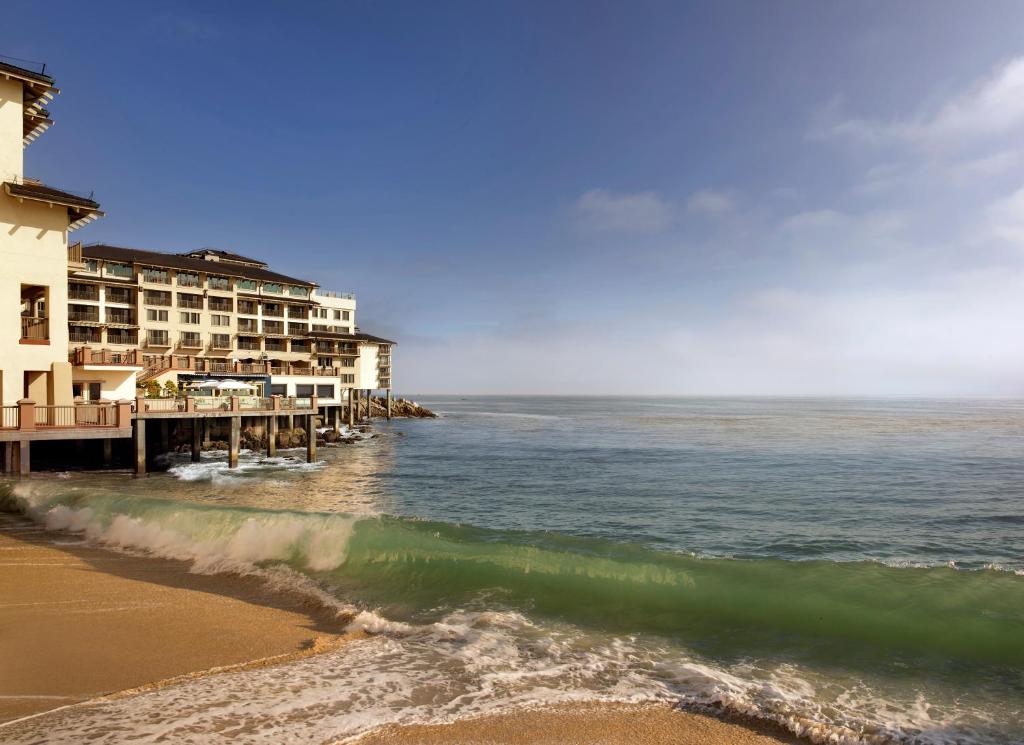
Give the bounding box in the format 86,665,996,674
1,56,393,413
0,58,103,407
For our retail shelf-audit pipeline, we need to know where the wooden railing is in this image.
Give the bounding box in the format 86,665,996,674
21,316,48,340
67,242,83,266
70,348,143,366
0,401,129,431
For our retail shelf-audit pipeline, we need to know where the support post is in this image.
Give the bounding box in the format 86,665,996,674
333,405,341,433
159,419,169,454
348,390,355,427
386,390,392,420
102,438,113,466
229,416,240,468
134,419,146,476
203,418,211,446
306,414,316,463
17,441,30,477
191,418,201,462
267,415,277,457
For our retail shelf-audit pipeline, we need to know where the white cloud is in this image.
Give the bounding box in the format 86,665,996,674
572,189,673,233
780,209,849,233
986,185,1024,244
685,189,735,216
814,57,1024,150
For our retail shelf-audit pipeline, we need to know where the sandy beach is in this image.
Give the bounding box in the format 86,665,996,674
0,510,795,744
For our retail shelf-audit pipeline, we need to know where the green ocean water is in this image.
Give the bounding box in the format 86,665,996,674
2,397,1022,743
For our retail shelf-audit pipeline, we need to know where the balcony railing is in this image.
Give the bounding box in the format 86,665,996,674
107,333,138,345
105,311,135,324
21,316,48,340
105,289,135,304
69,331,101,344
69,286,99,301
68,310,100,322
178,297,203,309
67,242,84,268
0,401,128,431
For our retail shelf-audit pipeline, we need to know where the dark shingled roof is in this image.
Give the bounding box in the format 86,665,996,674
0,59,54,86
5,181,99,210
82,244,317,288
182,248,268,267
309,328,396,345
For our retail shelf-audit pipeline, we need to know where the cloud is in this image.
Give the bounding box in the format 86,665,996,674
572,189,673,233
685,189,735,216
813,57,1024,150
986,185,1024,244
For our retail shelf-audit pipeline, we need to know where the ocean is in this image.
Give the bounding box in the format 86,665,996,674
3,396,1023,743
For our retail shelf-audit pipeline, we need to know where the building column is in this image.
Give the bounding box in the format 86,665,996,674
306,414,316,463
191,418,202,462
288,414,294,430
267,415,277,457
348,390,355,427
333,405,341,433
134,420,146,476
16,441,30,477
365,390,372,420
229,416,240,469
203,418,211,446
386,390,392,420
102,438,113,466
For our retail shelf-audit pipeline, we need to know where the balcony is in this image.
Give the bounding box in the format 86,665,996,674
21,316,48,342
106,331,138,345
263,306,284,318
105,288,135,304
69,284,99,301
144,334,171,349
209,298,233,312
265,340,287,353
69,329,101,344
237,337,262,351
177,334,203,350
209,335,233,351
143,292,172,307
177,274,200,288
263,321,285,336
68,308,100,323
237,320,259,333
70,348,143,366
287,306,307,319
105,310,136,325
177,294,203,310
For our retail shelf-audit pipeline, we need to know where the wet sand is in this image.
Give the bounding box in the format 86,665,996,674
0,512,350,724
355,702,800,745
0,512,793,744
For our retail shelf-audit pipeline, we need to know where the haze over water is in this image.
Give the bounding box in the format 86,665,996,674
5,397,1023,744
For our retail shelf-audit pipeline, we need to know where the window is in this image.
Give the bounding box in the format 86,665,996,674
238,336,261,350
340,358,354,367
142,267,169,284
105,262,132,278
263,283,282,294
289,322,308,335
69,283,98,301
238,318,258,332
315,308,327,319
263,303,282,317
147,330,169,346
265,339,286,352
180,312,200,324
209,297,233,312
208,275,230,291
84,259,99,273
263,320,284,334
342,310,350,320
144,290,171,306
177,272,200,287
177,293,203,309
179,331,201,347
108,329,137,345
236,278,257,291
318,357,333,367
291,340,310,353
340,374,354,384
237,299,257,314
296,384,314,397
288,286,309,298
146,309,168,322
270,384,287,396
316,385,334,398
211,333,231,348
211,314,231,327
106,287,134,304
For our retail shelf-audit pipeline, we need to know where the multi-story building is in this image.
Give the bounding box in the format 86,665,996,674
66,244,394,412
1,54,393,417
1,57,104,407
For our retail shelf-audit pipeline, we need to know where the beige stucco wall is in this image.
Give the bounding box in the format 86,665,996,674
0,189,73,406
0,77,23,182
356,343,380,389
72,368,137,401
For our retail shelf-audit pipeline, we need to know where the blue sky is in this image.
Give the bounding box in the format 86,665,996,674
6,1,1024,394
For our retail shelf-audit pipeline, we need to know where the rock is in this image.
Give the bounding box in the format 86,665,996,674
323,430,341,443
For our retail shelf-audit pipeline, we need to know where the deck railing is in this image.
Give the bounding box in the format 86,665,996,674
1,406,18,429
0,401,127,431
21,316,48,340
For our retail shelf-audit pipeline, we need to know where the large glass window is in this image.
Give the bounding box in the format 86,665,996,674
208,275,230,291
296,384,314,397
236,279,257,291
177,272,200,287
105,262,132,278
263,283,282,294
316,385,334,398
142,267,169,284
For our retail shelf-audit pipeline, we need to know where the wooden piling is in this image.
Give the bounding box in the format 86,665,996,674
348,390,355,427
17,441,30,477
229,416,240,469
306,414,316,463
134,420,146,476
267,415,277,457
386,390,392,420
191,419,201,462
102,438,113,466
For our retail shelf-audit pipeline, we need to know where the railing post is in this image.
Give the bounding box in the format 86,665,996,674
136,396,147,414
116,399,133,428
16,400,35,431
272,395,282,412
230,395,240,412
310,395,318,413
185,397,196,413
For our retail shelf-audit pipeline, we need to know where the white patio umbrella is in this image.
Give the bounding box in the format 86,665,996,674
215,379,256,391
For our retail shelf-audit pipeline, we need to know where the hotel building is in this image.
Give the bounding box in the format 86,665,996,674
1,55,393,420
